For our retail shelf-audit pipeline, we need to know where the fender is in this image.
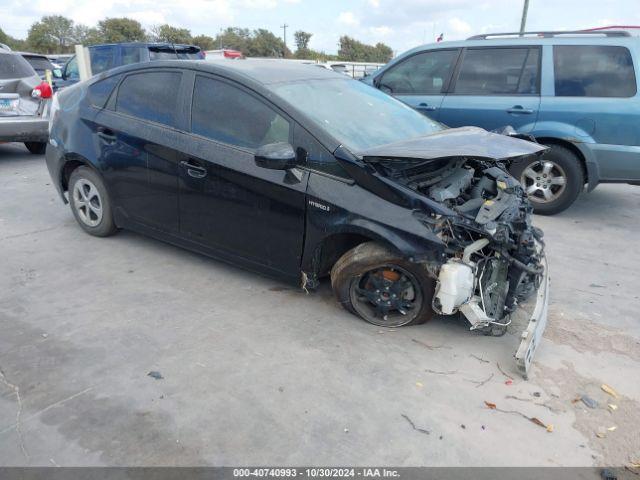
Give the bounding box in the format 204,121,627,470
531,121,600,191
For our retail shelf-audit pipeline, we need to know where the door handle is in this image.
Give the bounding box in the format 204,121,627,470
416,102,437,112
180,159,207,179
96,126,116,143
506,106,534,114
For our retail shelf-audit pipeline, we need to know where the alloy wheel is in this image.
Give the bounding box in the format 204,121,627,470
72,179,103,227
520,160,567,204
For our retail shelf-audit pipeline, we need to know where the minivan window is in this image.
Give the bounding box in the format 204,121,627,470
554,45,636,97
90,47,116,75
0,54,36,79
121,46,142,65
88,74,122,109
380,49,459,94
454,47,540,95
116,71,182,127
191,76,290,149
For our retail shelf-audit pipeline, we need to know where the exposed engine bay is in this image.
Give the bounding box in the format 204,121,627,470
370,155,546,336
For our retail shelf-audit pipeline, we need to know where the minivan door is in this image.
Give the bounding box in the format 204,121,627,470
375,49,460,120
178,74,308,278
439,47,541,132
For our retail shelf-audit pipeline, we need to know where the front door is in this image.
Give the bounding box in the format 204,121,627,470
376,48,461,121
178,74,307,277
438,46,542,132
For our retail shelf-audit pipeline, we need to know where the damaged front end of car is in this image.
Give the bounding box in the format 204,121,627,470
340,127,550,377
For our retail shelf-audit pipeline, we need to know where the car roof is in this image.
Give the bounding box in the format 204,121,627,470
104,58,347,85
89,42,200,49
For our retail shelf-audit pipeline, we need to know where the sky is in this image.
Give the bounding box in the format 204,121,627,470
1,0,638,55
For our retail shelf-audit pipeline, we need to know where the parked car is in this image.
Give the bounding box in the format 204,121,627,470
364,30,640,214
46,60,549,375
56,42,204,89
0,47,52,153
18,52,58,79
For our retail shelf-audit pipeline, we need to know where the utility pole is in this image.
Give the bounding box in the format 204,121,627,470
519,0,530,35
281,23,289,54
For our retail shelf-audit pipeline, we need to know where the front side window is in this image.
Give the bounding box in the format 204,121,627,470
116,71,182,127
380,49,459,95
454,47,540,95
191,76,290,149
554,45,636,97
64,56,78,80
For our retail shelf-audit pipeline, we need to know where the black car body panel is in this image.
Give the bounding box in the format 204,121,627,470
46,60,549,375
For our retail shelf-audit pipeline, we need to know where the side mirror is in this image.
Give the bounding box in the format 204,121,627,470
52,68,63,79
254,142,297,170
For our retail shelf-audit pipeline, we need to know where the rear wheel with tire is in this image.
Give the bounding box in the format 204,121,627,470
331,242,435,327
68,166,117,237
509,144,584,215
24,142,47,154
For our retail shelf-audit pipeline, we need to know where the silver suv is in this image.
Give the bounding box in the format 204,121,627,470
0,46,52,154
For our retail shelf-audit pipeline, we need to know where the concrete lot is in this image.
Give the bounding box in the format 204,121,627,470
1,142,639,467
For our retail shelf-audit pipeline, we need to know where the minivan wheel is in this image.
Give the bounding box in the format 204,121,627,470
331,242,435,327
68,166,117,237
24,142,47,155
509,144,583,215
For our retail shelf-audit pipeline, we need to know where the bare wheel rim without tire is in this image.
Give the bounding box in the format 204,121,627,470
72,179,103,227
349,265,423,327
520,160,567,204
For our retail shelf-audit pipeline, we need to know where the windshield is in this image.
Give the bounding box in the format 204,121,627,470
24,56,53,74
272,78,443,152
0,53,37,80
149,47,202,60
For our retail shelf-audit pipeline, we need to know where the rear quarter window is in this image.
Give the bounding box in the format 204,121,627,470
553,45,636,97
88,74,122,108
0,53,36,79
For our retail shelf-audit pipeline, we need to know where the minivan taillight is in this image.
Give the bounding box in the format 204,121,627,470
32,81,53,99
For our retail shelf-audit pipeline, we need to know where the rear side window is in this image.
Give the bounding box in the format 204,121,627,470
88,74,122,108
380,49,459,94
0,53,36,79
554,45,636,97
121,46,142,65
90,47,116,75
116,71,182,127
454,47,540,95
191,75,290,149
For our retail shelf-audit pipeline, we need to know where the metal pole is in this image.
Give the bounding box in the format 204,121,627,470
281,23,288,55
519,0,530,35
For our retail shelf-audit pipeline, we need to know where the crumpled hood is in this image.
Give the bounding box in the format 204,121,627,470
359,126,546,162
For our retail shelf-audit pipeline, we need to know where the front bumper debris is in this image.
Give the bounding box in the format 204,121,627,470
515,253,550,379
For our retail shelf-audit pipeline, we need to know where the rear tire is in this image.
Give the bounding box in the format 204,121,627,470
68,166,117,237
509,144,583,215
24,142,47,154
330,241,435,327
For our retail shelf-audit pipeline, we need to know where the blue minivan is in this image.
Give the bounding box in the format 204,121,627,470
365,31,640,214
57,42,204,90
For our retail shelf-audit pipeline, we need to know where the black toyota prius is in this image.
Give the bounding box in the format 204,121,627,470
46,59,550,376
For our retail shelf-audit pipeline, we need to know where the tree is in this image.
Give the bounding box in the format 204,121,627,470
73,25,103,46
27,15,75,53
213,27,252,52
153,24,193,44
247,29,290,58
192,34,215,51
0,27,26,51
98,18,146,43
294,30,312,51
338,36,392,63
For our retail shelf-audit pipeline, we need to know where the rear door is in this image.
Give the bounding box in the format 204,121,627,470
178,74,307,277
93,69,187,232
376,49,460,120
439,46,541,132
541,44,640,181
